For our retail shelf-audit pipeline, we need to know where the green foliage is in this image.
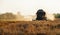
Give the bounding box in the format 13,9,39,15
54,13,60,18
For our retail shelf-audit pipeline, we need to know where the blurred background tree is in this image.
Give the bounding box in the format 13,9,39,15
0,12,24,21
0,13,16,21
54,13,60,18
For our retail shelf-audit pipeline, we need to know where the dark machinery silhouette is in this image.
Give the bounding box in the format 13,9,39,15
36,9,46,20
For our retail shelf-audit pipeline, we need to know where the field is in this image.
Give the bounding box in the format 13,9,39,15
0,18,60,35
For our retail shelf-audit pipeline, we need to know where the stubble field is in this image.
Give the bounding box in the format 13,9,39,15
0,18,60,35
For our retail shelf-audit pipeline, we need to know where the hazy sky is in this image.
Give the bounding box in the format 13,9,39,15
0,0,60,16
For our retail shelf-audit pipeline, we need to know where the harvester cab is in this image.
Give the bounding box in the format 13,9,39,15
36,9,46,20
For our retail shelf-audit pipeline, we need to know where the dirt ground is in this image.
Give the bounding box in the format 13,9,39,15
0,18,60,35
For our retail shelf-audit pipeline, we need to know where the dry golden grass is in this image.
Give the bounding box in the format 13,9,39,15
0,18,60,35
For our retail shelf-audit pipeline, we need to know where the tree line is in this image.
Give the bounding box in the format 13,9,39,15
54,13,60,18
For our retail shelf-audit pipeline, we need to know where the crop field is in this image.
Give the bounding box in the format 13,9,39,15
0,18,60,35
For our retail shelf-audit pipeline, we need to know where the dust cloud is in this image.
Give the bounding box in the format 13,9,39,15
15,12,55,21
0,12,55,21
45,13,55,21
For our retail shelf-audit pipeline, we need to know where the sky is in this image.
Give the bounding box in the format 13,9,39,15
0,0,60,16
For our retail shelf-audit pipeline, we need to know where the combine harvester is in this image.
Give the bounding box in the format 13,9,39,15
33,9,55,21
